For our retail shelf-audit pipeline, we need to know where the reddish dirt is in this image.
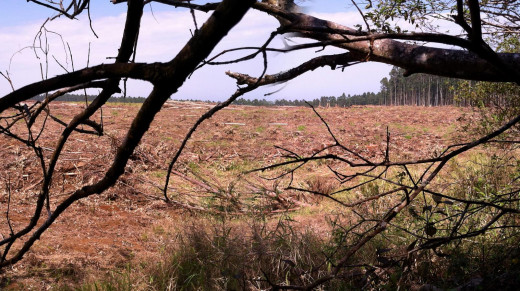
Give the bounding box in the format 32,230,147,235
0,102,468,289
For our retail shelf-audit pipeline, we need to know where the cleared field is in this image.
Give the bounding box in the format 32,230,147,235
0,103,471,289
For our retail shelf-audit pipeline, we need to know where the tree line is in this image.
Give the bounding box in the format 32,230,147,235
31,94,147,103
232,91,381,107
234,66,472,107
379,67,465,106
28,69,496,107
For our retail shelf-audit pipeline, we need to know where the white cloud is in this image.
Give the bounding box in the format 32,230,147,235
312,11,365,27
0,9,389,100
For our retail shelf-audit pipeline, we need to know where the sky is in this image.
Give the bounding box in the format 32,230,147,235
0,0,393,101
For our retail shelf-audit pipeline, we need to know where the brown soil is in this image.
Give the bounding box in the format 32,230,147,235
0,102,468,289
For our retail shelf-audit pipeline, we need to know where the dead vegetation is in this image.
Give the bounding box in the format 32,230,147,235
0,102,476,289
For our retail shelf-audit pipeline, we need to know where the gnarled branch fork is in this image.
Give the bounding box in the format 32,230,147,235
0,0,255,268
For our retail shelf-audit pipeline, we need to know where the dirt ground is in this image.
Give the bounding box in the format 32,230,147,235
0,102,469,289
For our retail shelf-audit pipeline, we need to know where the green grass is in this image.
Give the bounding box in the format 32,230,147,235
255,126,266,133
161,136,173,141
150,170,167,179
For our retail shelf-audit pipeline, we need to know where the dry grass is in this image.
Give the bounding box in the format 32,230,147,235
0,103,484,289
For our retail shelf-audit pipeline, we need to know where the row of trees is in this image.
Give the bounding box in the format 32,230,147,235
30,70,494,108
234,68,469,107
34,90,390,107
31,94,147,103
233,92,381,107
380,67,466,106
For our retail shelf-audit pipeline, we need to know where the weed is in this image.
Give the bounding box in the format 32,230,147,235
141,216,346,290
152,225,166,236
150,170,166,179
255,126,266,133
305,176,335,197
187,161,200,172
223,159,255,172
57,265,135,291
161,136,173,141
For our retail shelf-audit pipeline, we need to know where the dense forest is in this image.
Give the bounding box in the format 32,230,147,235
235,67,469,107
380,67,463,106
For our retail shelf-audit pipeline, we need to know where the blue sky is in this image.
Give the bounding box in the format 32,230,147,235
0,0,352,24
0,1,392,101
